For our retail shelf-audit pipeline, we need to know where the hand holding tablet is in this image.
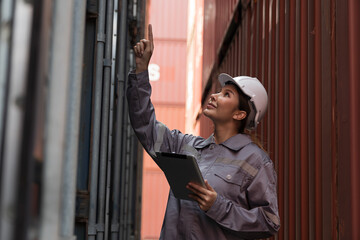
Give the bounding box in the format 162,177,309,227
155,152,205,201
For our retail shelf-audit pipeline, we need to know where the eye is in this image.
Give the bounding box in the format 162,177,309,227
224,92,230,97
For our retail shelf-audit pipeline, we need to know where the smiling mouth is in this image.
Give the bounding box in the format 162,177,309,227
207,102,217,109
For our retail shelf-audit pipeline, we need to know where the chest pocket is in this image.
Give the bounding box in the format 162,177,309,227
214,165,250,193
213,157,259,193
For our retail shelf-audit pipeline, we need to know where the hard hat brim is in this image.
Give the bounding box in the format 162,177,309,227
218,73,253,99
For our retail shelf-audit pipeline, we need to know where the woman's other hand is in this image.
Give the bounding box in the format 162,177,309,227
134,24,154,74
187,180,217,211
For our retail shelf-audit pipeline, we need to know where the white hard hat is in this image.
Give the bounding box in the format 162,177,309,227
218,73,268,129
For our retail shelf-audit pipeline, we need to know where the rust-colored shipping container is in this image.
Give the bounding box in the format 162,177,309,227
141,105,186,239
147,0,188,40
141,0,188,239
187,0,360,239
147,40,187,105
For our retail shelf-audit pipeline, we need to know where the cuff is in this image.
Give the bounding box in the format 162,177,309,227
128,70,149,85
205,194,228,221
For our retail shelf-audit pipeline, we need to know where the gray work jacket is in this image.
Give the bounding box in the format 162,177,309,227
127,70,280,239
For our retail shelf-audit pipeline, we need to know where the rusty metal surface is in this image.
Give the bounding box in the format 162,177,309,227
196,0,360,239
347,1,360,238
336,0,360,239
347,0,360,237
203,0,216,86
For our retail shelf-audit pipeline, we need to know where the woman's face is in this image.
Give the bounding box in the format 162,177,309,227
203,84,246,124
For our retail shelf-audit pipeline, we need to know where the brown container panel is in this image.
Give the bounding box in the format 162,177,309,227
203,0,216,84
214,0,239,53
196,0,360,238
336,0,360,239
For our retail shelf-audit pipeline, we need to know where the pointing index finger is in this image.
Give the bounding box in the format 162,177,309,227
148,24,154,49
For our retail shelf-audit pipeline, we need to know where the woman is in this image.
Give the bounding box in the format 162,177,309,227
128,24,280,239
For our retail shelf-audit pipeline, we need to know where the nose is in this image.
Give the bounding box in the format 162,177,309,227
210,93,218,102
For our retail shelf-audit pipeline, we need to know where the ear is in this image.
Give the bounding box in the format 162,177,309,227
233,110,247,121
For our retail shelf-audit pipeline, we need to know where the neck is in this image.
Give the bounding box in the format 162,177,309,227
213,123,239,144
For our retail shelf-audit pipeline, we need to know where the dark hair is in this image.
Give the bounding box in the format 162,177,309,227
225,81,251,133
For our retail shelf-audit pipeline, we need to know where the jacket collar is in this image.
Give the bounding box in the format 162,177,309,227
220,133,252,151
194,135,215,149
194,133,252,151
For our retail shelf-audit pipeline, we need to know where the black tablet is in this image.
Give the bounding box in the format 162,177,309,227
155,152,205,201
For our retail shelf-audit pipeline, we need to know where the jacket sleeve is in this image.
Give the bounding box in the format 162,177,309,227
126,70,191,158
205,159,280,239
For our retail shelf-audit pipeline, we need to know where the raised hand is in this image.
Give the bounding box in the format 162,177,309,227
134,24,154,74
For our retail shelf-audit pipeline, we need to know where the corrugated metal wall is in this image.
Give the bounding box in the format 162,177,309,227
78,0,146,239
197,0,360,239
0,0,147,239
141,0,188,239
336,0,360,238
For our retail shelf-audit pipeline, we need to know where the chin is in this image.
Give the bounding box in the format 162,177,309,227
203,109,213,120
